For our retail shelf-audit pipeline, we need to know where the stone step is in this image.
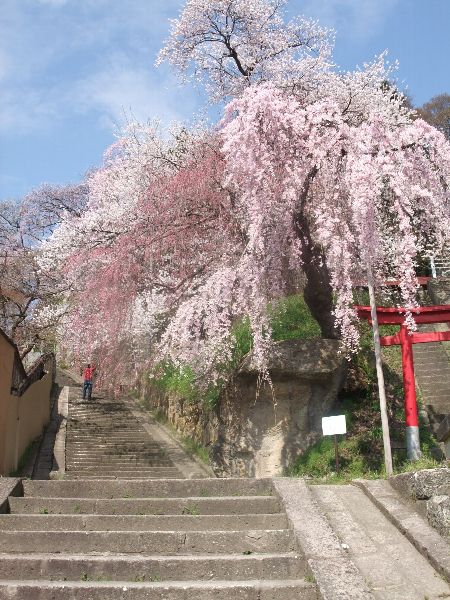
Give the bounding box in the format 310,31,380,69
68,424,147,428
66,475,183,480
0,529,294,554
66,462,173,468
66,464,173,470
0,514,288,532
68,430,149,435
23,479,274,499
418,374,450,382
0,579,316,600
66,458,171,464
66,456,170,462
425,401,450,411
66,476,181,480
9,496,281,515
66,472,180,479
0,552,306,582
67,441,163,446
417,383,450,391
68,436,154,442
67,446,164,451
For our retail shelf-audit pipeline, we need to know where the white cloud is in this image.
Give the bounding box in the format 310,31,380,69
74,58,198,128
0,0,192,134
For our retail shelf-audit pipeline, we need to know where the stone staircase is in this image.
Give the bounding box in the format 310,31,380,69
413,337,450,436
412,319,450,450
66,388,183,479
0,478,317,599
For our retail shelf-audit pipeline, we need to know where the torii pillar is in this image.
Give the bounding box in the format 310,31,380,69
355,304,450,460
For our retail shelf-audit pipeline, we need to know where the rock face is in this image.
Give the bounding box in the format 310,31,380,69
145,339,346,477
212,339,346,477
390,468,450,538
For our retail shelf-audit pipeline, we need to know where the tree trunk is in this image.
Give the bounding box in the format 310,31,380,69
293,170,339,339
301,237,338,339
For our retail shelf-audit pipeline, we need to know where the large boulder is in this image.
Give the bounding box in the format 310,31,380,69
411,468,450,499
390,468,450,538
211,338,346,477
426,495,450,538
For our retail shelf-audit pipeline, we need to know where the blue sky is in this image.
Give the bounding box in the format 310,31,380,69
1,0,449,200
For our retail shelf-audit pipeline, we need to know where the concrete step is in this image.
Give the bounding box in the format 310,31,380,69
23,479,274,499
65,467,180,473
66,462,173,469
65,471,182,478
67,446,166,451
9,496,281,515
417,384,450,393
0,514,288,532
67,432,157,445
0,552,306,582
66,462,172,467
0,529,294,554
65,468,175,473
67,440,162,445
67,447,165,453
0,579,317,600
66,458,173,464
310,483,450,599
67,475,183,480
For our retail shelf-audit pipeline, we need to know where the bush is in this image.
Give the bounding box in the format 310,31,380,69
150,294,320,408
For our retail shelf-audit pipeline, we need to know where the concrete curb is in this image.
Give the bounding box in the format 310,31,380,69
50,386,69,479
0,479,22,514
126,398,215,479
273,478,375,600
354,478,450,581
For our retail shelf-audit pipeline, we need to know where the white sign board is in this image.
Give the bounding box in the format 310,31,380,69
322,415,347,436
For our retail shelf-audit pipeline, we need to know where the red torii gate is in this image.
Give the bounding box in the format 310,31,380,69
355,304,450,460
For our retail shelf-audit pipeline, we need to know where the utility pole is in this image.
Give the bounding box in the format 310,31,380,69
367,267,393,476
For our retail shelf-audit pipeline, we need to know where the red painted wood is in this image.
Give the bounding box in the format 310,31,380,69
355,304,450,324
356,303,450,434
380,330,450,346
399,326,419,427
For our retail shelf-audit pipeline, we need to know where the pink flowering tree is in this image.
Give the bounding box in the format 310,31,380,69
39,124,245,387
158,0,450,374
41,0,450,389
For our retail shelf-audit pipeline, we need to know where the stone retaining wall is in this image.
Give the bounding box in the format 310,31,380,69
142,338,346,477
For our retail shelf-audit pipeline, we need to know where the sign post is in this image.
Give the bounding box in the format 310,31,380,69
322,415,347,473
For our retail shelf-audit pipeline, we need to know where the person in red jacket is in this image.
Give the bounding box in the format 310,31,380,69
82,363,96,400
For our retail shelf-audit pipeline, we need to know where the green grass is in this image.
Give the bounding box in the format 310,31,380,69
149,294,320,409
181,436,210,465
286,316,445,482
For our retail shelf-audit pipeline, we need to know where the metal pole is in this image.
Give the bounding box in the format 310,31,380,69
399,325,421,460
367,267,393,476
430,255,437,279
334,434,340,473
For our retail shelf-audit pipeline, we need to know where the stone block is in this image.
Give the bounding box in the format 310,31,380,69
426,495,450,538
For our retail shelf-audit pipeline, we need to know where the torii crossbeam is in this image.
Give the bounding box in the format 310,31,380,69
355,304,450,460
